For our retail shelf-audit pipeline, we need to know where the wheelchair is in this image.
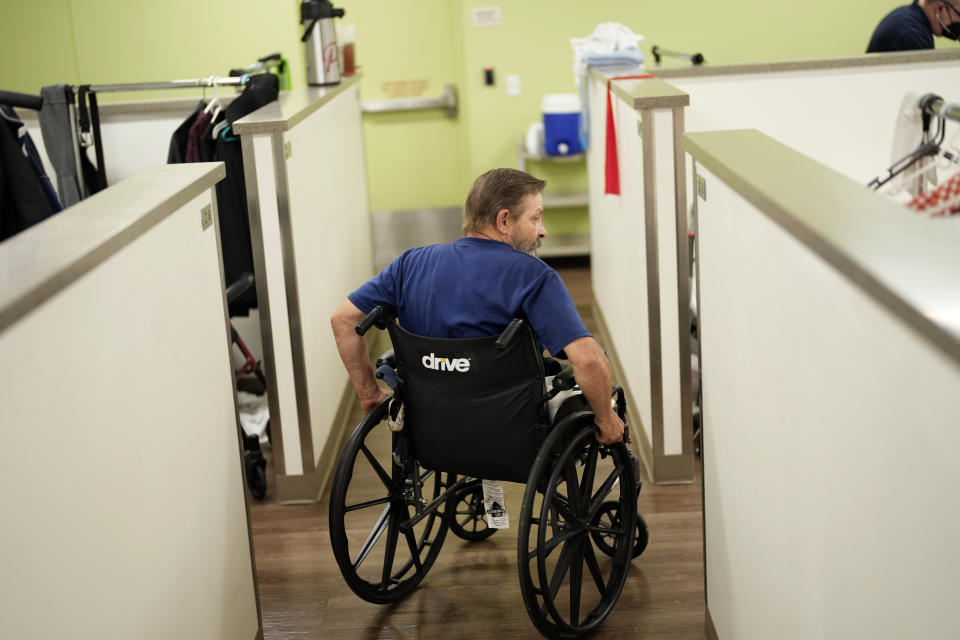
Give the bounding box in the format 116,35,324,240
329,306,649,639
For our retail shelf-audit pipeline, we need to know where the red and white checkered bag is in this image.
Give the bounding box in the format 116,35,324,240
906,170,960,217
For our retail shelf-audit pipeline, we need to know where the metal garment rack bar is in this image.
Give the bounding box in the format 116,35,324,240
0,89,43,110
651,45,705,66
87,76,249,94
360,83,457,117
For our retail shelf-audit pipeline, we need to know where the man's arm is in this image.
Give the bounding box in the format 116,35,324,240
562,336,624,444
331,299,392,414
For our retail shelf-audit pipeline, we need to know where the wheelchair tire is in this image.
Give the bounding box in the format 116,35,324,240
329,399,450,604
518,412,637,639
590,502,649,559
448,480,497,541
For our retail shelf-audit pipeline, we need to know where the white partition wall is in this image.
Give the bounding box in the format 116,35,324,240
235,77,372,503
587,70,695,483
686,130,960,640
0,164,260,639
656,50,960,184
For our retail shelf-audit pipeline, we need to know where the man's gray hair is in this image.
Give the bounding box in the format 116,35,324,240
463,168,546,235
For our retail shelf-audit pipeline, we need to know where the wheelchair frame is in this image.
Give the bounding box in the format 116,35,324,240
328,307,649,639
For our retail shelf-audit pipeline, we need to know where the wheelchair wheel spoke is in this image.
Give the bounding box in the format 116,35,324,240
360,444,394,492
569,538,584,626
353,504,391,570
404,527,423,572
544,528,580,557
589,525,626,537
547,538,576,601
345,495,391,512
578,441,599,509
583,539,608,596
587,467,623,518
379,508,401,590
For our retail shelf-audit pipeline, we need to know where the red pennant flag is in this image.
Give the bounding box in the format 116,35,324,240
604,74,655,196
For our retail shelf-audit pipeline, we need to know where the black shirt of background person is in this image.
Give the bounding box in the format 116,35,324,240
867,1,935,52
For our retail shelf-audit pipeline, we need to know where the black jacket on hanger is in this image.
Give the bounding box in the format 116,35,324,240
214,73,279,316
0,114,54,241
168,101,205,164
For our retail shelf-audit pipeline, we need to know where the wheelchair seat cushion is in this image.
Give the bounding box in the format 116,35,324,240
387,321,546,483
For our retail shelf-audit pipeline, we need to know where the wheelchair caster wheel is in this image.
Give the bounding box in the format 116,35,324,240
245,451,267,500
590,501,648,558
448,480,497,541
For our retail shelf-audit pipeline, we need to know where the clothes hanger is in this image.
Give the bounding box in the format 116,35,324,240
203,77,220,116
887,122,960,195
869,95,946,191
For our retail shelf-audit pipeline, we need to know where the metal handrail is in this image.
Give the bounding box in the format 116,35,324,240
360,84,457,117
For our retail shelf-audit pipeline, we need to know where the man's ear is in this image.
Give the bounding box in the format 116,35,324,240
495,208,511,233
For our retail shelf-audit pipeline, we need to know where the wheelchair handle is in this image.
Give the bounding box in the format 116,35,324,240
552,365,576,391
356,306,383,335
495,318,524,350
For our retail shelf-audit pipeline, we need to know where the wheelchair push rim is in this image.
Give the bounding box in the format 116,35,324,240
517,413,637,639
329,398,450,604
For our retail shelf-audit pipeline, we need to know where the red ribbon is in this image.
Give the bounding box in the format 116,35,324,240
605,74,656,195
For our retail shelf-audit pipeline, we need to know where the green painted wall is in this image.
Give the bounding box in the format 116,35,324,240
2,0,941,228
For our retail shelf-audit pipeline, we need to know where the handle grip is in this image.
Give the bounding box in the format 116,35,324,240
356,306,383,336
495,319,523,350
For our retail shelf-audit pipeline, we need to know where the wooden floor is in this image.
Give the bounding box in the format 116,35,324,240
249,257,705,639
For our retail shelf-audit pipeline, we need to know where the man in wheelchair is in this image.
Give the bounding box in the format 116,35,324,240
328,168,646,639
331,167,623,445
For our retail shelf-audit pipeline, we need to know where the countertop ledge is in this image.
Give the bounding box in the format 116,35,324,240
233,74,362,135
683,129,960,367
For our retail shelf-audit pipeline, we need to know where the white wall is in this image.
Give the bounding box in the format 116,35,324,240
0,173,259,639
696,164,960,639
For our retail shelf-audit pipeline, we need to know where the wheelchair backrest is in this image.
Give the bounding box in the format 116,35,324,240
386,320,545,483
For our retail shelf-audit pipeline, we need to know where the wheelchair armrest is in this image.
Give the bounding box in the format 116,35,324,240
376,349,397,369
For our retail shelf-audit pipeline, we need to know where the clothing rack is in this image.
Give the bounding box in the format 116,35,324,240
0,89,43,110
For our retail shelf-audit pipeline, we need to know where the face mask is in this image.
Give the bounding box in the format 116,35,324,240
938,6,960,40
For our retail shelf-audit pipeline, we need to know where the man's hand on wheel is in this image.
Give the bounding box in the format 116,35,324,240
595,412,624,444
360,388,392,415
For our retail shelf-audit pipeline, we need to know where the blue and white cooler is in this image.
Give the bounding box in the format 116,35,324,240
542,93,583,156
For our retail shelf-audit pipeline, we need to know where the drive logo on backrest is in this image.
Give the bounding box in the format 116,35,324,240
421,353,471,373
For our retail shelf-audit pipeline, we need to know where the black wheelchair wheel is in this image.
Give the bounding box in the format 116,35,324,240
448,479,497,541
518,413,637,639
590,502,649,559
329,399,451,604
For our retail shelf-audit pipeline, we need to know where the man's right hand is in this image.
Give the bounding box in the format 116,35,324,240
360,387,392,415
595,411,625,444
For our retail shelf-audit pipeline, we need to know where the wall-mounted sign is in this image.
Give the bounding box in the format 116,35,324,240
471,7,502,27
381,79,429,99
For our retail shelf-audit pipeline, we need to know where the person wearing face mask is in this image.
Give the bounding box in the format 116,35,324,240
867,0,960,53
331,167,626,445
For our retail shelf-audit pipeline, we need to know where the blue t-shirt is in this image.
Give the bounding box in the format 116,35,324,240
348,237,590,355
867,2,934,53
